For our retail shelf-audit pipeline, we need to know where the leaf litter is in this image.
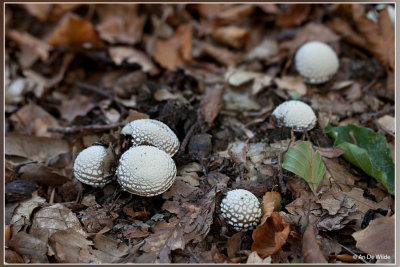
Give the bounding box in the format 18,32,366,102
5,3,394,264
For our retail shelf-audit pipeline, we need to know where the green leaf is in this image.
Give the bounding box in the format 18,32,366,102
282,141,326,194
324,124,394,195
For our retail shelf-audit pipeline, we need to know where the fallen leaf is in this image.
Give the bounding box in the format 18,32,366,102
6,29,52,65
277,4,311,28
5,133,69,162
96,4,146,45
274,75,307,96
246,251,271,263
5,249,24,263
302,224,327,263
225,69,261,87
5,180,37,203
8,231,48,262
199,42,241,66
376,115,394,135
200,84,225,129
91,234,130,263
352,215,394,257
343,187,392,214
212,26,250,49
48,13,105,49
214,5,255,26
59,94,96,122
9,103,60,137
154,89,183,102
316,186,344,215
315,147,345,158
22,4,51,21
227,232,243,258
108,46,159,74
154,23,192,71
10,191,46,228
262,191,282,220
48,228,97,263
244,39,279,61
251,212,290,258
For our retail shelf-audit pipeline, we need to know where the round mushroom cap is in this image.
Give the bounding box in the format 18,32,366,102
220,189,262,231
272,100,316,132
295,41,339,84
121,119,180,156
73,145,113,187
117,145,177,197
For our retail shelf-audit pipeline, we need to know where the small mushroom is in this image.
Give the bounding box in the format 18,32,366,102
272,100,316,132
73,145,113,187
121,119,180,156
220,189,262,231
116,145,176,197
295,41,339,84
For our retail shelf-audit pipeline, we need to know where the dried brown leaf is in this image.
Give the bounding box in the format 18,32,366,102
274,75,307,96
6,30,52,62
5,249,24,263
251,212,290,258
200,42,241,66
277,4,311,28
154,23,192,71
59,94,96,122
108,46,159,74
315,147,345,159
96,4,146,45
200,85,225,129
352,215,394,256
8,231,48,262
9,103,60,137
212,26,250,49
48,13,105,49
5,133,69,162
262,191,282,221
302,224,327,263
22,4,51,21
92,234,130,263
227,232,243,258
343,188,392,214
214,5,254,26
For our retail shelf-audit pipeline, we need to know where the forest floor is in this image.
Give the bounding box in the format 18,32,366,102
5,3,395,264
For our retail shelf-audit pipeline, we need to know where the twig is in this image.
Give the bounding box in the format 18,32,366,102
360,106,395,124
48,122,124,134
177,121,198,155
74,81,113,99
349,131,357,146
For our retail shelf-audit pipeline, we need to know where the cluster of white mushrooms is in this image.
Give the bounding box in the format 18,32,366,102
73,119,179,197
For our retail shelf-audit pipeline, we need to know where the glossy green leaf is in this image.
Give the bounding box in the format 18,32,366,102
282,141,326,194
324,123,394,195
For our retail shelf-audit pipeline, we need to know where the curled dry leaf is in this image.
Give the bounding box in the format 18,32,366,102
274,75,307,96
154,24,192,71
251,212,290,258
48,13,105,49
262,191,282,221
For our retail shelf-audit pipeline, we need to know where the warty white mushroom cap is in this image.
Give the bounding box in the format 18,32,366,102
121,119,180,156
272,100,316,132
220,189,262,231
295,41,339,84
117,145,177,197
73,145,113,187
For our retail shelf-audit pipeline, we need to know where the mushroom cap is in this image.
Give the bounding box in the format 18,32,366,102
220,189,262,231
272,100,316,132
295,41,339,84
121,119,180,156
73,145,113,187
117,145,177,197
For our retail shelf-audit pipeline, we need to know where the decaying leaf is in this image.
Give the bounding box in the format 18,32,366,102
5,133,69,162
154,24,192,71
343,187,392,214
212,26,250,49
251,212,290,258
352,215,394,258
274,75,307,96
96,4,146,45
302,224,328,263
59,94,96,122
262,191,282,220
48,13,105,48
200,85,225,129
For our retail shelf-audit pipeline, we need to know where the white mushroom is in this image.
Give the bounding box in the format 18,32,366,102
220,189,262,231
116,145,176,197
121,119,180,156
272,100,316,132
295,41,339,84
73,145,113,187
